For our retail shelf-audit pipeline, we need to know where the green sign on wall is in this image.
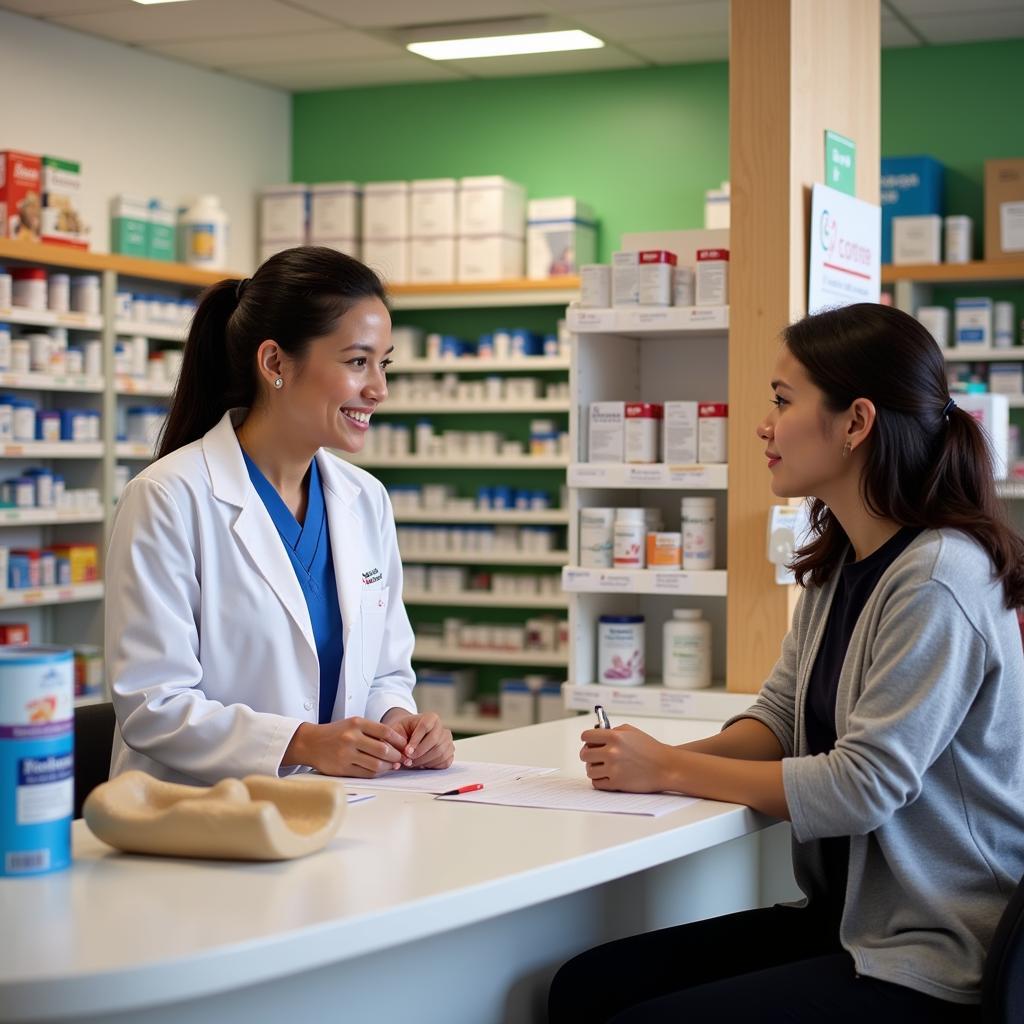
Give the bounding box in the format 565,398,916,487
825,129,857,196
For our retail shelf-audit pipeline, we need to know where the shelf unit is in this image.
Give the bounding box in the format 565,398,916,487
395,509,569,525
402,590,568,609
375,399,570,415
399,550,568,566
387,277,579,310
0,239,225,668
563,250,731,713
347,455,568,469
413,641,568,667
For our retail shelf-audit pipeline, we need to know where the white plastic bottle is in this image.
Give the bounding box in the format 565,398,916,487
180,195,230,270
663,608,712,689
613,507,647,568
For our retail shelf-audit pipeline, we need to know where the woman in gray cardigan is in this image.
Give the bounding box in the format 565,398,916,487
550,303,1024,1022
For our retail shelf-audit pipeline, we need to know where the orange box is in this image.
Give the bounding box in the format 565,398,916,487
48,544,98,583
646,531,682,568
0,150,42,241
0,624,30,645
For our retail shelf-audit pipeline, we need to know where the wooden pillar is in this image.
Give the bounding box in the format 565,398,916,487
727,0,880,691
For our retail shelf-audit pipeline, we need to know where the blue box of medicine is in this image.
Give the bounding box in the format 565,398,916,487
880,156,944,264
955,298,993,348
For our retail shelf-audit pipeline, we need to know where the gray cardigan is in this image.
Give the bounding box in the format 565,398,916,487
728,528,1024,1004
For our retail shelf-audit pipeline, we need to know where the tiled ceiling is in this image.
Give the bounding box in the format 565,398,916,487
2,0,1023,92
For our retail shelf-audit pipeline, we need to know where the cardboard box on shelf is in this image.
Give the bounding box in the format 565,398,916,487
457,235,523,282
362,181,409,240
363,237,409,284
260,183,308,245
110,195,149,257
984,159,1024,262
410,236,456,284
147,198,176,262
458,176,525,237
411,179,457,237
310,182,360,241
0,150,42,242
892,214,942,264
880,155,943,265
40,155,88,249
526,197,596,279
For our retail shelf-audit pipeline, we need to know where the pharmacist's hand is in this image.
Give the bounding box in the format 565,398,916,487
283,718,409,778
580,724,673,793
384,710,455,769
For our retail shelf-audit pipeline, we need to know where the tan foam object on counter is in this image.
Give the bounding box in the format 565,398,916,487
83,771,347,861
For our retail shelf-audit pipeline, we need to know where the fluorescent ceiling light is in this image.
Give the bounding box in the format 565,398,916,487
131,1,194,5
408,29,604,61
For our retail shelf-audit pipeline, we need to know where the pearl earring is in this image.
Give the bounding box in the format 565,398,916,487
274,377,283,390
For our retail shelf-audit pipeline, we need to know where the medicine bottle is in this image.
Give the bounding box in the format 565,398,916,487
663,609,712,690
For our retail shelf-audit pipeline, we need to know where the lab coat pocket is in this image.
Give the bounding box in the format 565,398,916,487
360,587,389,683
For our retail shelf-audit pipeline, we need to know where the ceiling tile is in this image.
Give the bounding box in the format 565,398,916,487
569,1,728,42
907,8,1024,42
231,53,467,91
886,0,1023,15
151,28,400,66
50,0,332,43
286,0,543,29
442,42,644,77
626,32,728,64
880,15,921,47
0,0,127,14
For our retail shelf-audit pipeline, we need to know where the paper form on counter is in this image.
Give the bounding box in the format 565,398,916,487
437,774,699,816
346,761,557,794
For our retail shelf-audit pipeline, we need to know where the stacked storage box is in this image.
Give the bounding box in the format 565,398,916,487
309,182,360,260
259,183,308,264
410,178,457,284
457,175,525,282
362,181,409,284
526,197,596,279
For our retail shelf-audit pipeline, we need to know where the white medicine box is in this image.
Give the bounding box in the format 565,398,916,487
958,393,1009,478
310,182,360,241
411,178,457,237
362,237,409,284
955,297,993,348
892,215,942,264
457,235,524,282
526,197,596,279
260,184,308,243
414,669,474,719
459,176,526,237
588,401,625,463
362,181,409,240
410,237,456,284
663,401,698,463
500,680,536,728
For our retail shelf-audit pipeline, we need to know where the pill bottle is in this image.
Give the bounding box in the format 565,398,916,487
681,497,716,570
180,195,229,270
598,615,645,686
613,507,647,568
663,609,712,689
580,507,615,568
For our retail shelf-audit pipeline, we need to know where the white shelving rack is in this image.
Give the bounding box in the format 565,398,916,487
560,291,753,723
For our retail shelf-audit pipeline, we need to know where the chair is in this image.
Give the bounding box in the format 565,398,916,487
73,701,115,819
981,870,1024,1023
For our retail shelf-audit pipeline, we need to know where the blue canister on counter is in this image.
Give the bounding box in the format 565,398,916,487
0,645,74,876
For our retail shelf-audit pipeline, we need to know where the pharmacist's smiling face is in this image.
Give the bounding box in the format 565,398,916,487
283,296,392,453
756,347,846,500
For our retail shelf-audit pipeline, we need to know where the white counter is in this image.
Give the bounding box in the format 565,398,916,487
0,716,798,1024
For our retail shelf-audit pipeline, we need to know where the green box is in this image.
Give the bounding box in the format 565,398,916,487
147,199,176,262
110,195,149,256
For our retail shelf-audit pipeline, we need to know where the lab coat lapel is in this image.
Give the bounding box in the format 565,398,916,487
203,410,317,659
317,450,362,655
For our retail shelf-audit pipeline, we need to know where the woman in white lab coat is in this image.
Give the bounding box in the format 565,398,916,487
106,245,454,785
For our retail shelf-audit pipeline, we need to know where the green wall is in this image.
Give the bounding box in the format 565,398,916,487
293,39,1024,258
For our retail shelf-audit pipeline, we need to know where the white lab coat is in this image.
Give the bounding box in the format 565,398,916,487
106,408,417,785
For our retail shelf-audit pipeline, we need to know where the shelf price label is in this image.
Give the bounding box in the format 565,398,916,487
658,691,696,716
568,465,611,486
2,445,24,457
569,309,616,331
652,572,697,593
561,569,633,592
667,465,707,486
625,465,665,485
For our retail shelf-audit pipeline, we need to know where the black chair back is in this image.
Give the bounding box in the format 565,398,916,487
73,701,115,819
981,871,1024,1022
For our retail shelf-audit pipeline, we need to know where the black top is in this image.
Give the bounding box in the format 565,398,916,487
805,525,922,925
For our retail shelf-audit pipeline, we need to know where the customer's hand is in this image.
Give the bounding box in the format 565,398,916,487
284,717,408,777
384,710,455,769
579,724,673,792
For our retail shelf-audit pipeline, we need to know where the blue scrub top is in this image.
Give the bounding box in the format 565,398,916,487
243,452,343,725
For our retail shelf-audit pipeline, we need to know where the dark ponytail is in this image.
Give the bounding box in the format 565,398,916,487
158,246,387,459
786,303,1024,608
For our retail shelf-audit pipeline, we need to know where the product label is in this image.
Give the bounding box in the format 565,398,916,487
17,753,72,824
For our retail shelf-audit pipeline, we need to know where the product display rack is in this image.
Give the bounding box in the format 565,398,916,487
0,239,225,703
560,270,753,722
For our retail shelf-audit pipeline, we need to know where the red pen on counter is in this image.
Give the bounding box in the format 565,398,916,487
439,783,484,796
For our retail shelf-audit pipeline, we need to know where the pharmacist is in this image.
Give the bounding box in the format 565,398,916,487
105,246,453,784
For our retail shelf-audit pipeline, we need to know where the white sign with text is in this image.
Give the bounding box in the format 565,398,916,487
808,183,881,314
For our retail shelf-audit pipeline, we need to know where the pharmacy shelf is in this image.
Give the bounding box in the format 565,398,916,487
0,581,105,609
346,455,569,469
0,238,234,287
0,441,103,459
996,481,1024,500
115,376,174,397
943,348,1024,362
113,320,186,342
0,371,104,393
388,277,580,310
0,307,103,331
395,510,569,525
566,305,729,335
1007,396,1024,409
391,356,570,374
403,590,569,609
0,508,104,527
115,443,155,459
412,641,568,667
399,550,568,566
561,681,752,722
376,399,570,414
561,566,728,597
568,462,728,489
882,260,1024,285
446,714,515,735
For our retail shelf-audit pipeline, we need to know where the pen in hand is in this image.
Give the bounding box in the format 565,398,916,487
594,704,611,729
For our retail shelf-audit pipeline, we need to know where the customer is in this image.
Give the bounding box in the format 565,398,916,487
550,303,1024,1021
106,246,453,785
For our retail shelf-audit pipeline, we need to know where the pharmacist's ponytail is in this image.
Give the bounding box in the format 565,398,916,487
786,303,1024,609
158,245,387,459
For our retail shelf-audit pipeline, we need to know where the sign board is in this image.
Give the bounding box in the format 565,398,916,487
824,129,856,195
808,183,881,314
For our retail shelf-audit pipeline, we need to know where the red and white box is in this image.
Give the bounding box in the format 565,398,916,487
698,402,728,463
696,248,729,306
0,150,42,242
638,249,678,306
625,402,663,463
